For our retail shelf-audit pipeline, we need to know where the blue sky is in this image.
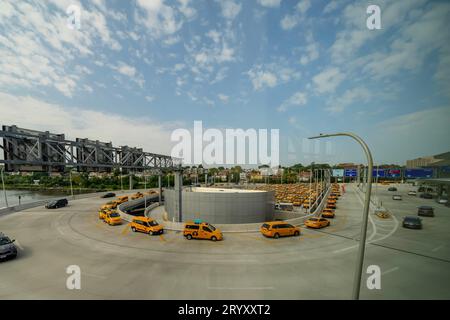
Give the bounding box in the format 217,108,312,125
0,0,449,167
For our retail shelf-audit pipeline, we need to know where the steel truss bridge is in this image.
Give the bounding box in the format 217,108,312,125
0,125,181,173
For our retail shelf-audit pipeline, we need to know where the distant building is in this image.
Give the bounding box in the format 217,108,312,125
406,152,450,168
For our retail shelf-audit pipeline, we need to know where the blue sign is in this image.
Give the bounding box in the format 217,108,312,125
344,169,357,177
405,168,433,178
373,169,385,177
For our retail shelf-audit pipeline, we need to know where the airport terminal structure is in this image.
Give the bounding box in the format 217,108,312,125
165,187,275,224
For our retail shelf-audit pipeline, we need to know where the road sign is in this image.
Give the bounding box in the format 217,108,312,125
344,169,357,177
405,168,433,178
332,169,344,177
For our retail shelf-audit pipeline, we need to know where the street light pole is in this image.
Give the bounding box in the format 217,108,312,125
1,166,9,208
309,132,373,300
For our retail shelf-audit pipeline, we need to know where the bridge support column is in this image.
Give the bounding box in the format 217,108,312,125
158,174,162,203
129,174,133,190
174,171,183,222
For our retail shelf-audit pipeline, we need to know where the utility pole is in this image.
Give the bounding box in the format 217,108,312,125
309,132,373,300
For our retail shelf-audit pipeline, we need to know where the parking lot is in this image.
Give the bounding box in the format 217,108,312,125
1,184,450,299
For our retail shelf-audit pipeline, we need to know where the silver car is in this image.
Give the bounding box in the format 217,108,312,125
0,233,18,260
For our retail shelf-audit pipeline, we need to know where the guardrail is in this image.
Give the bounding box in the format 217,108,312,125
0,188,151,217
142,183,333,233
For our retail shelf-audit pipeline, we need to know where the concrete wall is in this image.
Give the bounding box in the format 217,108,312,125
165,189,274,224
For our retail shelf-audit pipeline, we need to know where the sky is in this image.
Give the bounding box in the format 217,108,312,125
0,0,449,167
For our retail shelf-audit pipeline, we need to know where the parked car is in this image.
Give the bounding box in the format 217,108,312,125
402,216,422,229
436,197,448,205
131,217,164,235
45,198,68,209
304,217,330,229
184,220,222,241
418,187,425,192
101,192,116,198
417,206,434,217
0,233,18,261
388,187,397,192
392,195,402,200
408,191,417,196
260,221,300,239
419,193,433,199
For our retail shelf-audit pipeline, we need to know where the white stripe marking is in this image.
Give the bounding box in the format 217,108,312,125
382,267,399,275
432,245,444,252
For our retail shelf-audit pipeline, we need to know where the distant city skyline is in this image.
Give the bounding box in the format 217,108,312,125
0,0,449,166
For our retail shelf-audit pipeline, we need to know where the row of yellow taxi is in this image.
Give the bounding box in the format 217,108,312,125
255,183,326,207
96,184,342,241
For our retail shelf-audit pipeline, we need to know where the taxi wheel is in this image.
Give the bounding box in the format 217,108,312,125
273,233,280,239
131,227,136,232
186,234,193,240
294,231,300,236
211,236,217,241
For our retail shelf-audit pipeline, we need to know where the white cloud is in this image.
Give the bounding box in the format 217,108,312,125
280,14,299,30
247,62,300,91
312,67,345,94
280,0,311,30
0,0,124,98
248,69,277,91
373,106,450,162
136,0,183,38
300,42,319,65
218,94,229,103
326,87,371,113
323,0,340,14
220,0,242,20
145,95,155,103
113,62,136,77
277,91,307,112
111,61,145,88
178,0,197,20
0,91,177,155
296,0,311,14
257,0,281,8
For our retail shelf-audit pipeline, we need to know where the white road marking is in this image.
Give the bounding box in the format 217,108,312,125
432,244,444,252
83,272,107,280
381,266,399,275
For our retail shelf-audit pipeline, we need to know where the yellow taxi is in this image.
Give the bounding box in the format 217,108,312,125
260,221,300,238
104,211,122,226
184,220,223,241
98,209,109,220
100,201,118,211
326,201,337,209
304,217,330,229
130,192,144,200
116,195,129,204
321,208,335,218
130,216,164,235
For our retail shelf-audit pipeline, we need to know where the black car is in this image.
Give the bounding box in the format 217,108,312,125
101,192,116,198
418,187,425,192
402,216,422,229
45,198,68,209
419,193,433,199
418,206,434,217
388,187,397,192
0,233,18,261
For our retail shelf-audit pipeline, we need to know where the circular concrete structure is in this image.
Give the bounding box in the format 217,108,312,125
164,187,275,224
